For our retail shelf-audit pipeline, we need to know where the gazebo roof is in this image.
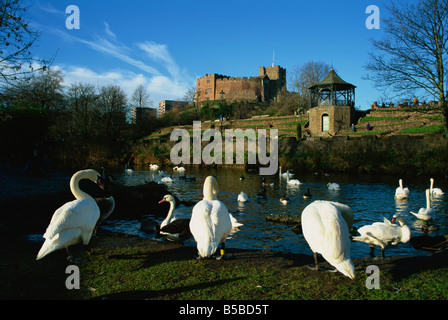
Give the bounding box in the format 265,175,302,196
309,68,356,90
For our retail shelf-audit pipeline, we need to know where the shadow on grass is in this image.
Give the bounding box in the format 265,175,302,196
90,277,247,300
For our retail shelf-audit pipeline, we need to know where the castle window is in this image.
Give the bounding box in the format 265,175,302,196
322,114,329,132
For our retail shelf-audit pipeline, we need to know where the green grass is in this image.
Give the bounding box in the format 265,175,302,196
341,130,391,136
398,124,444,134
360,116,404,122
2,235,448,300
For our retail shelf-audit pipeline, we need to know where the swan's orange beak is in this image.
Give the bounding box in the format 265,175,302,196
158,199,166,204
97,176,105,190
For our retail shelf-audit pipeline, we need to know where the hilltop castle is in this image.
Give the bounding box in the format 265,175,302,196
196,65,286,103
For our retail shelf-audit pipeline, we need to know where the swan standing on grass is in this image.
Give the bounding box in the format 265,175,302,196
353,215,411,258
430,178,444,196
286,171,301,185
411,189,434,220
301,200,355,279
190,176,232,259
395,179,410,199
237,191,249,202
36,169,103,261
158,194,191,242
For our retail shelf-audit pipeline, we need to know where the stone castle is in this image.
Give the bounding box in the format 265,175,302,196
196,65,286,103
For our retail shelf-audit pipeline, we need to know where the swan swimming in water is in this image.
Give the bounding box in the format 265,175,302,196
353,215,411,258
286,171,301,186
189,176,232,259
173,166,186,172
430,178,444,196
327,183,340,191
94,196,115,235
411,189,434,220
301,200,355,279
237,191,249,202
395,179,410,199
36,169,103,261
158,194,191,242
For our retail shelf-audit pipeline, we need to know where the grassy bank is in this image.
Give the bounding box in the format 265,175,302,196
2,232,447,301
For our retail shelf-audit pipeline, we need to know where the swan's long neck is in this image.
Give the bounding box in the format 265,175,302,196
161,200,175,228
426,189,431,209
286,171,290,182
430,179,434,193
70,171,95,202
399,179,403,189
204,176,218,200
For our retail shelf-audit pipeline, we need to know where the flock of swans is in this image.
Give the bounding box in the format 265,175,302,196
36,167,445,280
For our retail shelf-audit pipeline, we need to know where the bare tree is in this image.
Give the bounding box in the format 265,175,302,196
131,84,151,124
365,0,448,131
183,86,201,118
290,61,331,113
97,84,128,139
0,0,49,88
65,83,98,140
3,67,64,110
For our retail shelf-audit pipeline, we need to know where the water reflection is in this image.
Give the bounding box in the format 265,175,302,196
102,166,448,259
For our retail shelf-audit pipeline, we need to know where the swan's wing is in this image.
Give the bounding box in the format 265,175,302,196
160,218,190,234
44,199,100,241
302,201,354,278
190,201,216,257
210,200,232,243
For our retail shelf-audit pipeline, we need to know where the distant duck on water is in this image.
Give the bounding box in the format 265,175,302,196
303,188,312,199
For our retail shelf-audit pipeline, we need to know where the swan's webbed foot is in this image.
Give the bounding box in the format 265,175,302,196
306,264,319,271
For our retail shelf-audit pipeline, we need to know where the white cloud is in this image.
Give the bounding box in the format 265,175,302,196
58,65,190,107
33,9,195,105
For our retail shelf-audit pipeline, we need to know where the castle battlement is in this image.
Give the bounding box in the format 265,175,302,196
196,65,286,103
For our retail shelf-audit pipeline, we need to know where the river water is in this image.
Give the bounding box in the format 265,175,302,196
101,166,448,259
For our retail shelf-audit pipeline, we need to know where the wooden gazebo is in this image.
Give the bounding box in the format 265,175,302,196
309,68,356,108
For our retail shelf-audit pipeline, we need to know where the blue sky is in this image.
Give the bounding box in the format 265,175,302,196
27,0,390,110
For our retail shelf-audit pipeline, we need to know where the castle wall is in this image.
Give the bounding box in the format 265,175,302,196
196,65,286,103
215,77,263,102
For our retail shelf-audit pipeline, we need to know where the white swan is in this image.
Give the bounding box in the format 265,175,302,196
279,166,294,178
237,191,249,202
149,164,159,171
161,176,174,183
229,213,244,228
394,179,410,199
124,164,133,174
353,215,411,258
36,169,103,261
301,200,355,279
327,183,340,191
158,194,191,241
430,178,444,196
189,176,232,259
173,166,186,172
411,189,434,220
286,171,301,185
